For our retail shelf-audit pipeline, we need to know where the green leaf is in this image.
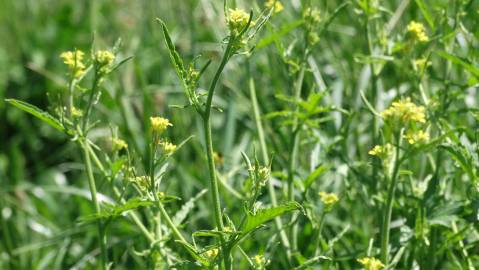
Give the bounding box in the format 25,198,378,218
173,189,207,226
414,0,435,29
257,19,304,49
6,99,68,134
303,164,331,190
436,51,479,78
243,201,302,234
79,198,154,222
157,19,187,81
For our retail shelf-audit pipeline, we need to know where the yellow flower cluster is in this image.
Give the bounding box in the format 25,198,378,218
111,138,128,152
318,192,339,206
407,21,429,42
357,257,384,270
381,97,426,124
150,116,172,134
265,0,284,13
228,8,250,32
159,141,177,155
404,130,430,144
368,144,393,158
60,50,86,78
223,226,233,233
205,248,219,259
304,7,321,24
95,50,115,66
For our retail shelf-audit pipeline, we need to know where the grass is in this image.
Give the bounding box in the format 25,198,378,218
1,0,479,269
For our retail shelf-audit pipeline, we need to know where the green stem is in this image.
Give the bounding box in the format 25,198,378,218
80,141,107,270
380,131,402,264
202,37,234,269
248,73,292,261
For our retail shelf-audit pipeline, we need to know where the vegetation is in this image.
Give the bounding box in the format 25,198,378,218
1,0,478,269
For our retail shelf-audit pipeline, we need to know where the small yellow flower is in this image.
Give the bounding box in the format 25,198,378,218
413,58,429,71
381,97,426,124
318,192,339,206
70,106,84,118
407,21,429,42
368,144,393,158
111,138,128,152
404,130,430,144
205,248,219,259
150,117,172,134
228,8,250,32
357,257,385,270
252,254,270,269
223,226,233,233
95,50,115,65
159,141,177,155
265,0,284,13
60,50,86,78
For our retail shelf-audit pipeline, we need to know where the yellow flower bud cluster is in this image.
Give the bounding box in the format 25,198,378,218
60,50,86,78
205,248,219,260
265,0,284,13
357,257,385,270
95,50,115,74
130,176,149,191
158,141,177,155
227,8,250,33
111,138,128,152
407,21,429,42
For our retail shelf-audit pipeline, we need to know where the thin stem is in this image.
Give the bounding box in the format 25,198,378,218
380,130,403,263
248,72,292,261
202,37,234,270
80,141,107,270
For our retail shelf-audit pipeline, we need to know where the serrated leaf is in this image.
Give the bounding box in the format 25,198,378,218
243,201,302,234
6,99,69,134
157,19,187,81
79,198,154,222
173,189,207,226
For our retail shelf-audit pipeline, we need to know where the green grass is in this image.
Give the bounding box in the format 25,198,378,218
1,0,479,269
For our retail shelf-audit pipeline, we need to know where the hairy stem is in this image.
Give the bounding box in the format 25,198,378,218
202,37,234,269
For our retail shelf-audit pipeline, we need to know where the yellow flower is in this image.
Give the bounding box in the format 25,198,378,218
228,8,250,32
111,138,128,152
414,58,429,71
381,97,426,124
368,144,393,158
223,226,233,233
357,257,385,270
318,192,339,206
205,248,219,259
265,0,284,13
303,7,321,24
60,50,86,78
252,254,270,269
159,141,177,155
70,106,84,118
150,117,172,134
95,50,115,66
407,21,429,42
404,130,430,144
